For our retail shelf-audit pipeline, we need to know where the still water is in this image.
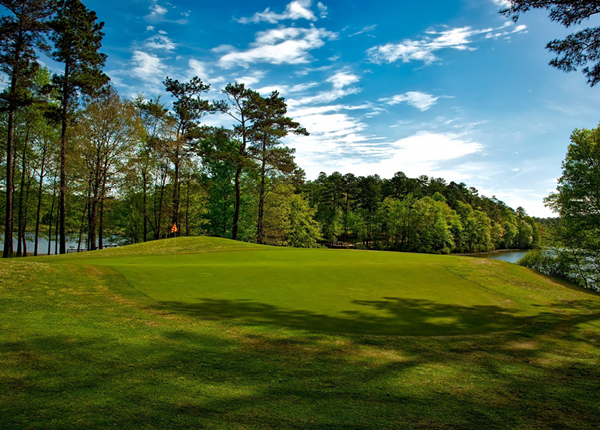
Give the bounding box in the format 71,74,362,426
472,250,530,264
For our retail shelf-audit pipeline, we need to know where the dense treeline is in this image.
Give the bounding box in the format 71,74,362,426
305,172,541,253
0,0,541,257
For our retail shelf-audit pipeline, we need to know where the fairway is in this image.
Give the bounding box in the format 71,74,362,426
3,237,600,429
58,247,526,336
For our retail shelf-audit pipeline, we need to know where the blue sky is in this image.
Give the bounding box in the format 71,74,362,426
43,1,600,215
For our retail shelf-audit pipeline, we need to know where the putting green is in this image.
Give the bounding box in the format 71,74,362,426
50,238,536,336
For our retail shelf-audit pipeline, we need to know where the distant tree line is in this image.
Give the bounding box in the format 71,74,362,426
304,172,541,253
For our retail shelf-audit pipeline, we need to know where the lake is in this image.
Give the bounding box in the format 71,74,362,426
472,250,530,264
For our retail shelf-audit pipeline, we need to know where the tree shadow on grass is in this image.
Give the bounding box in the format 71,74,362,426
4,303,600,429
152,297,553,337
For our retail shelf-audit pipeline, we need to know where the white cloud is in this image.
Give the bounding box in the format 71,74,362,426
144,33,176,51
146,1,188,24
188,59,225,86
379,91,443,111
130,50,168,87
255,81,318,95
349,24,377,38
490,0,510,7
146,25,155,31
217,26,337,68
317,2,327,19
290,70,361,105
234,70,266,86
367,23,526,65
236,0,319,24
149,3,168,17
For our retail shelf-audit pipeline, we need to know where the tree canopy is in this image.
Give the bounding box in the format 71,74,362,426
501,0,600,86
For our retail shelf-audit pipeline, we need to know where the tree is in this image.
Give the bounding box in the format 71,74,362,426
501,1,600,86
74,86,141,250
0,0,53,258
49,0,108,254
163,76,213,234
545,123,600,289
248,90,308,244
217,83,259,240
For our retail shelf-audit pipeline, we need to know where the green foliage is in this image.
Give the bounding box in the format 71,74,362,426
517,249,577,284
544,123,600,290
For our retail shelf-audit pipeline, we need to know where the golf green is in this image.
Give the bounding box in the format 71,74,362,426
51,241,532,336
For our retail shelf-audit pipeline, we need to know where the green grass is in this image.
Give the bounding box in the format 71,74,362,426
2,237,600,429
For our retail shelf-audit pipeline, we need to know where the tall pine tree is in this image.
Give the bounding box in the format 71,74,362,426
0,0,53,258
49,0,108,254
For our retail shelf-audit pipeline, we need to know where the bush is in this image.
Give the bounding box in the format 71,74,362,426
518,249,577,284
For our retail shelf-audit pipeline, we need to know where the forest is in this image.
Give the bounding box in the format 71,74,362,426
1,0,545,257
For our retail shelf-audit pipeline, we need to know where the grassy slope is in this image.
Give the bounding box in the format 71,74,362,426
2,237,600,429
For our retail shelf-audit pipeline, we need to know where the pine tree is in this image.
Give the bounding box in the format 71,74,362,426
49,0,108,254
0,0,53,258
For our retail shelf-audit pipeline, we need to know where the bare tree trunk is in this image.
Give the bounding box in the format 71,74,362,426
48,177,57,255
99,166,108,249
156,167,167,240
16,126,30,257
142,171,147,242
185,175,191,236
34,145,47,256
59,64,70,255
78,180,91,252
257,155,266,245
22,167,33,257
3,108,15,258
232,164,242,241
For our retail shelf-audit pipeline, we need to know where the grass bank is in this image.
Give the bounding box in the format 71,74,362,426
1,237,599,429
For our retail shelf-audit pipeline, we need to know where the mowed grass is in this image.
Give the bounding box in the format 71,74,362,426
2,237,600,429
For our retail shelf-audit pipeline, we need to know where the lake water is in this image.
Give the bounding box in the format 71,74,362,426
472,250,530,264
1,237,119,255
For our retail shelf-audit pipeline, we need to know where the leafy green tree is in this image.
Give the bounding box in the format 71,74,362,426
248,90,308,244
545,123,600,289
49,0,108,253
74,86,141,249
217,83,261,241
501,0,600,86
0,0,53,258
132,95,169,242
163,76,213,233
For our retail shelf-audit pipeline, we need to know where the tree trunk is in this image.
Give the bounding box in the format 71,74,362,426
22,165,33,257
232,164,242,241
34,145,47,256
48,177,57,255
172,152,180,236
185,175,191,237
59,63,70,255
16,127,30,257
78,179,91,252
257,154,266,245
142,170,147,242
3,108,15,258
99,165,108,249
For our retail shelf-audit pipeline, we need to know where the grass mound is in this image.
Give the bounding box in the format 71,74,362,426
3,237,600,428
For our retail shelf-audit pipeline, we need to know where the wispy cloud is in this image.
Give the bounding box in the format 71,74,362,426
317,2,327,19
367,23,526,65
188,59,225,86
236,0,320,24
290,70,361,105
145,1,188,24
144,32,176,51
349,24,377,38
216,26,337,68
379,91,447,111
346,131,483,179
